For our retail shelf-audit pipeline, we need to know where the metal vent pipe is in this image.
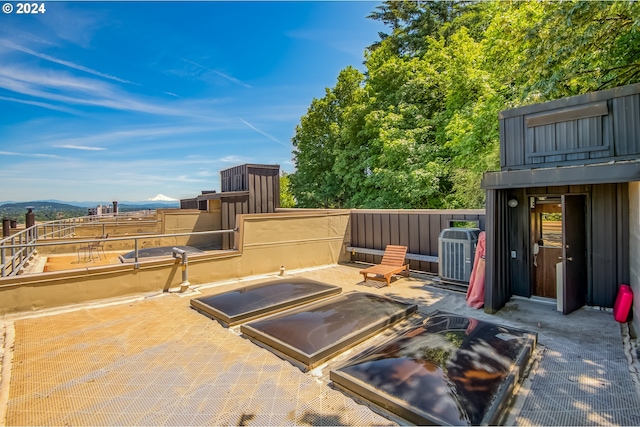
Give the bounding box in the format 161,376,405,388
172,247,190,292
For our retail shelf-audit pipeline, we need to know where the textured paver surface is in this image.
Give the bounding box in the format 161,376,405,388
2,263,640,426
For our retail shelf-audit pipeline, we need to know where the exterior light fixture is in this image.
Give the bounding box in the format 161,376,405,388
508,198,519,208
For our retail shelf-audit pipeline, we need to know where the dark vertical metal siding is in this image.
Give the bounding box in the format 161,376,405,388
429,214,441,272
501,116,525,168
408,214,420,271
508,189,530,297
221,165,248,192
180,198,198,209
349,210,486,274
364,214,374,264
221,196,249,249
617,183,630,287
612,94,640,156
247,166,280,214
591,184,618,306
500,86,640,170
525,115,611,164
588,182,630,307
484,190,511,313
373,214,382,254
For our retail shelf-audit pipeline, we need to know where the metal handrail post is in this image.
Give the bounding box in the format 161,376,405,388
19,232,24,264
1,248,5,277
11,236,15,274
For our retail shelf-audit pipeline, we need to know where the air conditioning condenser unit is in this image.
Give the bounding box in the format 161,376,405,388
438,228,481,285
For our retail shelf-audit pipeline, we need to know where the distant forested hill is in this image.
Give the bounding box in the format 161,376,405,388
0,201,177,224
0,202,86,223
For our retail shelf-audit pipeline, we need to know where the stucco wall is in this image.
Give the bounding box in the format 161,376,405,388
0,210,351,314
37,207,224,255
159,204,222,247
629,182,640,335
71,221,161,238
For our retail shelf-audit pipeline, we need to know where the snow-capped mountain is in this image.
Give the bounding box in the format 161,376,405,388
147,194,178,202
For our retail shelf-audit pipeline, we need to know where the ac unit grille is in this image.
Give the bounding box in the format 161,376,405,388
441,230,469,240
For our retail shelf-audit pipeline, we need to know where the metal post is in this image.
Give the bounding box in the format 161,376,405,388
134,239,139,264
10,236,15,274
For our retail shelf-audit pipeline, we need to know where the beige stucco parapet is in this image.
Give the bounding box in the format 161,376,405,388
0,210,351,315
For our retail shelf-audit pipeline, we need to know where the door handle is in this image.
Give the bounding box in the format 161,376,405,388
558,256,573,261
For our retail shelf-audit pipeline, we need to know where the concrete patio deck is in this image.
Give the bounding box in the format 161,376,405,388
1,263,639,426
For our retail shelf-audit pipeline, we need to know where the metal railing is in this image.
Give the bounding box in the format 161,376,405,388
37,210,157,240
0,229,235,277
0,225,38,277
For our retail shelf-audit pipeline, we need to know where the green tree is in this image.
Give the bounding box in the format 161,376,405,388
368,1,475,56
290,67,365,208
279,172,296,208
521,1,640,100
348,38,452,208
290,0,640,210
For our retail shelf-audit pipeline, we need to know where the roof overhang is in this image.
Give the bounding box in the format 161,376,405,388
482,160,640,190
196,191,249,201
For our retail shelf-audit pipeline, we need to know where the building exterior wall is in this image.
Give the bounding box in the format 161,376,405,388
630,182,640,334
485,183,630,312
247,165,280,213
484,85,639,313
499,84,640,170
159,205,222,248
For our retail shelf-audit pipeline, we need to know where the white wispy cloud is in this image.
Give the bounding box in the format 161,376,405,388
239,118,289,148
45,125,222,148
54,144,106,151
0,95,80,114
0,150,63,159
181,58,252,89
0,40,136,84
220,155,250,163
0,66,202,117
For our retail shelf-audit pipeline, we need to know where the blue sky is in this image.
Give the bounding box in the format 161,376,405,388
0,1,386,202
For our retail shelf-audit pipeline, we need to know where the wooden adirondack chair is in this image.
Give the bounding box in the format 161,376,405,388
360,245,409,286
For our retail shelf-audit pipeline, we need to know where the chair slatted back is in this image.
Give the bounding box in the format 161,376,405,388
380,245,408,267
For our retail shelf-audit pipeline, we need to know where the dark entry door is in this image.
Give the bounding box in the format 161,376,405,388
561,195,587,314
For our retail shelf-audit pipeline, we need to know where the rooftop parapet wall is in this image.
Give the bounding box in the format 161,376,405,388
499,83,640,170
0,210,351,315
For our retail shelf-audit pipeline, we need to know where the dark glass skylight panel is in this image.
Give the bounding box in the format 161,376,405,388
240,292,417,371
330,311,537,426
190,278,341,326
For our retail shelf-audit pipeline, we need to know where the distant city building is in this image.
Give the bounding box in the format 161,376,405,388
87,204,115,216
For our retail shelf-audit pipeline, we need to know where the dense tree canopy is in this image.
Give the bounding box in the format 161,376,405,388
290,1,640,209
